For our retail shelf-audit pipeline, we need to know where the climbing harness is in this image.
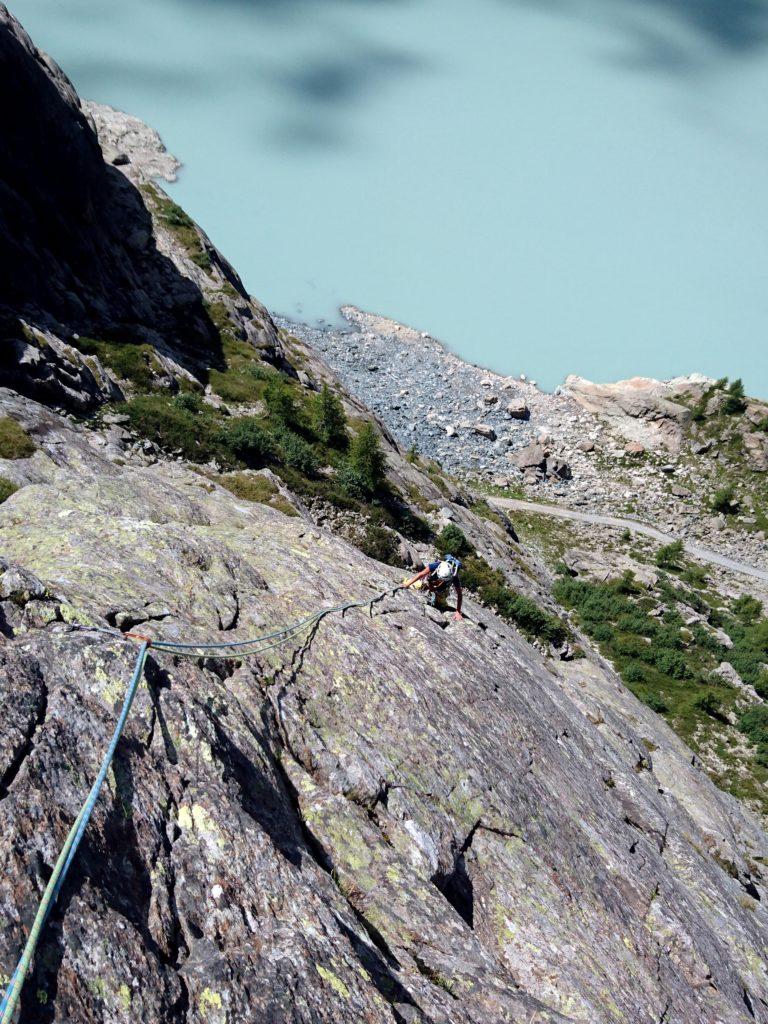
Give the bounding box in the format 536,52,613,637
0,586,400,1023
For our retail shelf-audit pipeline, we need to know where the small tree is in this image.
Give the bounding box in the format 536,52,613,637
346,423,387,495
313,384,347,447
724,377,747,415
264,376,299,426
656,539,684,570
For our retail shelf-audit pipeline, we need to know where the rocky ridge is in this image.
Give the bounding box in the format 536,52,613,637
1,8,768,1024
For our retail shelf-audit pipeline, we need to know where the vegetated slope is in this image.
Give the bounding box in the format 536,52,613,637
1,8,768,1024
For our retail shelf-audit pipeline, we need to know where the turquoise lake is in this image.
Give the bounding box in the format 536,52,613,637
10,0,768,397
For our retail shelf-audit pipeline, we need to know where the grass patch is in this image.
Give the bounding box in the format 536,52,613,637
72,337,162,391
0,418,35,459
146,185,211,271
0,476,19,503
218,472,297,516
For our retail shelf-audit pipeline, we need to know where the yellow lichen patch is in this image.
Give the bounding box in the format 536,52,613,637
315,964,350,999
177,803,225,848
118,984,131,1010
198,986,224,1018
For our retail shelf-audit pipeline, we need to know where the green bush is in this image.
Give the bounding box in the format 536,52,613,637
621,662,646,684
435,524,472,559
644,694,669,714
655,539,684,570
275,429,318,475
358,523,401,566
218,418,275,467
173,392,204,414
711,486,737,515
0,417,35,459
0,476,19,503
313,384,348,447
337,462,374,501
347,423,387,496
123,396,218,462
738,705,768,763
695,692,725,720
733,595,763,624
264,376,300,426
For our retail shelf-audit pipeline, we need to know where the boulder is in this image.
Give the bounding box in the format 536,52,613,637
506,400,530,420
576,439,595,453
625,442,646,456
473,423,497,440
514,442,546,471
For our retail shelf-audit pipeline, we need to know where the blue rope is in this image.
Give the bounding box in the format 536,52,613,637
1,586,401,1018
0,643,149,1024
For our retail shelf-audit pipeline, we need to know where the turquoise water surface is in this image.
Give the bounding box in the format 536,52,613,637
10,0,768,396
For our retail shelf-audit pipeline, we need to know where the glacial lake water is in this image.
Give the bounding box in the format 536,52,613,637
10,0,768,397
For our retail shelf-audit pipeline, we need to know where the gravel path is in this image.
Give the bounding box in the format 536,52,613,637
493,497,768,584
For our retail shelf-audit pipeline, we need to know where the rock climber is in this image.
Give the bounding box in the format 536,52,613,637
403,555,463,620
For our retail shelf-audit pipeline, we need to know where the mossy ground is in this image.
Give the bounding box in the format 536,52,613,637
0,476,19,503
0,417,35,459
141,182,211,271
72,337,163,392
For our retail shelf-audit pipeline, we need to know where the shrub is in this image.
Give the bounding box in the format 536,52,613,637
621,662,646,684
0,417,35,459
209,363,270,404
738,706,768,762
656,540,684,570
173,392,204,414
124,396,217,462
337,462,373,501
711,486,738,515
0,476,18,503
695,692,725,720
313,384,348,447
652,648,691,680
644,694,669,714
218,418,275,467
732,595,763,624
358,523,401,566
276,429,318,475
505,594,566,646
346,422,387,495
264,376,300,426
435,524,472,559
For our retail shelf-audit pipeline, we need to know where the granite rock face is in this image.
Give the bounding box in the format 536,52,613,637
0,5,281,412
2,399,768,1023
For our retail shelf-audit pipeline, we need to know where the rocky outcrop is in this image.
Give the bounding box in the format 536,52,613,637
0,6,281,412
2,394,768,1023
564,375,701,452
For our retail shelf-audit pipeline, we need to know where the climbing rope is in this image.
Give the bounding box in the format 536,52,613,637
0,586,400,1022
